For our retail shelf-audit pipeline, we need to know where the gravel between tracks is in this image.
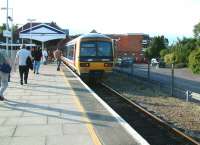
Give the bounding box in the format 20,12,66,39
104,73,200,142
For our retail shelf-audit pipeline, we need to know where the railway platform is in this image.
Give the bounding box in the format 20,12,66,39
0,63,148,145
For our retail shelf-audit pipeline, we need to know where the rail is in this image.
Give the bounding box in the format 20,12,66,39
91,82,200,145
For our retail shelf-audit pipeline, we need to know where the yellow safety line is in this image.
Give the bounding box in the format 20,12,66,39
60,70,102,145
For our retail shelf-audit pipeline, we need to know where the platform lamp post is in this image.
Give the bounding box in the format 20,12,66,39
1,0,9,55
1,7,13,57
27,18,36,49
7,9,13,59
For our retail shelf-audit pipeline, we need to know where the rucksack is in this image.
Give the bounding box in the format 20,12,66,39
0,63,12,73
0,52,11,73
26,56,33,70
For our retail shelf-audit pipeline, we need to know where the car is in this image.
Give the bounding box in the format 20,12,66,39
115,57,134,67
158,60,166,68
151,58,159,66
122,58,133,67
115,58,122,67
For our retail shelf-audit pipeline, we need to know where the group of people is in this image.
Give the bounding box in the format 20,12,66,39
0,44,62,101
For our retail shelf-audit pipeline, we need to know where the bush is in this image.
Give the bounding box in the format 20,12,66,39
164,53,174,64
173,48,190,64
189,48,200,74
160,49,169,59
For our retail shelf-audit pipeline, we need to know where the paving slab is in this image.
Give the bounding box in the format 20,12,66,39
0,64,97,145
14,125,63,137
10,137,45,145
0,137,12,145
0,126,16,137
0,118,6,125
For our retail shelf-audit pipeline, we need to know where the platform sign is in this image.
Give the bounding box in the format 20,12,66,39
3,30,11,37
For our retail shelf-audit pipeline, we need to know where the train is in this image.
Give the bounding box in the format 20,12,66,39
62,33,114,79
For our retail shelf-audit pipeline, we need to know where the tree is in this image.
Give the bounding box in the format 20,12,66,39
168,37,197,65
189,48,200,74
193,22,200,47
0,24,19,43
144,48,151,59
193,22,200,39
145,36,167,59
12,24,19,43
180,37,197,51
160,49,169,59
0,24,6,42
0,24,6,33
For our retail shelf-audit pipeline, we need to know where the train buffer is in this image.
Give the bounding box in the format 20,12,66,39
0,63,149,145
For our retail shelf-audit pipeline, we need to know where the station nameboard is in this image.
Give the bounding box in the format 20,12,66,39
3,30,11,37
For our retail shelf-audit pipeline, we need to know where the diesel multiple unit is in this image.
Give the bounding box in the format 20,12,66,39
62,33,114,79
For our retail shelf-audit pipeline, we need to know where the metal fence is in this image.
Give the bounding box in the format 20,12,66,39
114,63,200,102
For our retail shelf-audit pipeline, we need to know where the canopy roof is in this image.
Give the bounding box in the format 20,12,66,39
19,23,67,42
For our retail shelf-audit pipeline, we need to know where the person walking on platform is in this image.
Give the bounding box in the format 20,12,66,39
42,48,48,65
15,44,32,85
32,47,42,74
53,48,62,71
0,50,11,101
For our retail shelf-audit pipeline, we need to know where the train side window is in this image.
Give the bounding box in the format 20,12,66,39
68,45,75,60
64,46,68,57
67,45,70,58
73,44,76,58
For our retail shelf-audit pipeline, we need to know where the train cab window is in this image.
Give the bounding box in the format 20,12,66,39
97,42,112,57
80,42,96,57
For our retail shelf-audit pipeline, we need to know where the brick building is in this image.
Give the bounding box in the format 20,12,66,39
110,33,150,63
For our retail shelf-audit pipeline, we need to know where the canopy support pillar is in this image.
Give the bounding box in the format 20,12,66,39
42,42,44,51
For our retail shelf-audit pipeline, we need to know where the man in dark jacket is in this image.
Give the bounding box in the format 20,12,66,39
32,47,42,74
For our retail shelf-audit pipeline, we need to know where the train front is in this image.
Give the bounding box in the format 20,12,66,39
78,35,114,79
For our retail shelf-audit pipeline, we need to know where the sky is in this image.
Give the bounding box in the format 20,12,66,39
0,0,200,43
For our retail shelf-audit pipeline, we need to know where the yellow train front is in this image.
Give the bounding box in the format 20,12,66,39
62,33,114,79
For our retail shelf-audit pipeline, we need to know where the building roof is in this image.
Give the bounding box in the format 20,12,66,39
19,23,67,42
17,22,63,33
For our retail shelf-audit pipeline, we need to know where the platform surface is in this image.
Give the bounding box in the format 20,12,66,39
0,64,148,145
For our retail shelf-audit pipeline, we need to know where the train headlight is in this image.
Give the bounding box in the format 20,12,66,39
80,63,90,67
104,63,113,67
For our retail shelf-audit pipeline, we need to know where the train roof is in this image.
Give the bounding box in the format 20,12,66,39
79,33,111,39
67,33,111,45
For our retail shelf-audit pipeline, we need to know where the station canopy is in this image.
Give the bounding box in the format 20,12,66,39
19,23,67,42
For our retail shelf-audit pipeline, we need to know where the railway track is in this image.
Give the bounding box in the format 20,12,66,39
89,82,200,145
